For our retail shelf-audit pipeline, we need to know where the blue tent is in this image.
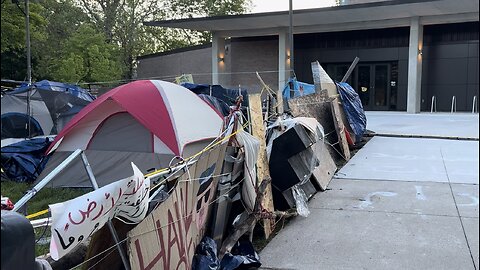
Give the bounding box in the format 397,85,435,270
1,80,95,138
10,80,95,102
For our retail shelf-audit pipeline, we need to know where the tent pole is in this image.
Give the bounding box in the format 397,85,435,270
80,152,131,270
13,149,83,212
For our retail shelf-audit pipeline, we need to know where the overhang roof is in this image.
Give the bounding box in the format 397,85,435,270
145,0,479,37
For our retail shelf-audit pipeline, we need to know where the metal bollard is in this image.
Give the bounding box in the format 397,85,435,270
451,96,457,113
430,96,437,113
472,96,478,113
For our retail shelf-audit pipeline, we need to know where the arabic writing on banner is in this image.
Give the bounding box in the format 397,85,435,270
49,163,150,261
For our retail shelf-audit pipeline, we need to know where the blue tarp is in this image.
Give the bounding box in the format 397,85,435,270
198,94,231,117
336,82,367,142
181,83,249,108
282,78,315,100
10,80,95,102
281,78,366,143
1,138,52,183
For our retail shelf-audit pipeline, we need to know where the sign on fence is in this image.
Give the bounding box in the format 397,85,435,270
49,163,150,260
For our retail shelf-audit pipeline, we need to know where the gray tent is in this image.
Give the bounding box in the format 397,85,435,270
1,80,94,139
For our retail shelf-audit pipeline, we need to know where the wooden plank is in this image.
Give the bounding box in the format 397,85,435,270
249,93,274,239
311,142,337,191
330,98,351,161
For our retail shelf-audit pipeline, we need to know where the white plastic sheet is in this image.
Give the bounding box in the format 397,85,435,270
236,125,260,212
49,163,150,260
292,185,310,217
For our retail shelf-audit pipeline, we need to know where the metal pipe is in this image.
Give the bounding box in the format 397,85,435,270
451,96,456,113
341,57,360,83
25,0,31,85
25,0,32,138
289,0,294,76
430,96,436,113
80,152,131,270
13,149,83,212
473,96,478,113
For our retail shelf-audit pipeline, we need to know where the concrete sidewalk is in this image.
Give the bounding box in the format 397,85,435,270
365,111,479,139
260,113,479,270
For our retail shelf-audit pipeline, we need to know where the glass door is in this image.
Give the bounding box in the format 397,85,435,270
356,63,391,110
357,65,371,109
373,64,390,110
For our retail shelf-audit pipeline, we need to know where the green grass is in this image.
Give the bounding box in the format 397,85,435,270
1,180,90,256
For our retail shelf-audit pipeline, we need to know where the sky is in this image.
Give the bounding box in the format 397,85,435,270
250,0,337,13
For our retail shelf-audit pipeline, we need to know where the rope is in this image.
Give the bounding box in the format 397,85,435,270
74,69,294,86
35,215,50,245
26,208,49,219
68,176,246,270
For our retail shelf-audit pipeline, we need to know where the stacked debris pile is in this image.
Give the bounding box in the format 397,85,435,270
1,59,368,270
267,117,334,214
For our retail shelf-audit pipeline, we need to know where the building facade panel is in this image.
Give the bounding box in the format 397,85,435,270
229,37,279,92
136,22,478,111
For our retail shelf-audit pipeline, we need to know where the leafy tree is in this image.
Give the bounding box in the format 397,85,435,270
48,24,123,83
34,0,90,80
1,1,46,53
1,1,46,80
1,0,252,83
77,0,252,79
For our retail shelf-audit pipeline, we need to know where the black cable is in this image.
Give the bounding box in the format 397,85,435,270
35,215,50,245
15,1,26,16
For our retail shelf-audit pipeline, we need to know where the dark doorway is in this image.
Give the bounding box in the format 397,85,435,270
356,63,391,110
326,62,394,111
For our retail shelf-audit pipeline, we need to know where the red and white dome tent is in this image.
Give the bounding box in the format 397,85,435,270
37,80,224,188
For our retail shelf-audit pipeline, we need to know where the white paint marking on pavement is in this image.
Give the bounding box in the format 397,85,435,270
358,191,397,209
456,193,479,207
415,185,427,201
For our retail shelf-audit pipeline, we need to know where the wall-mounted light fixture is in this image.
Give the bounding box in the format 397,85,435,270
418,49,423,55
218,57,225,62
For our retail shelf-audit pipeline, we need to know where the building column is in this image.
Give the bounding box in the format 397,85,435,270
278,29,291,113
407,17,423,113
212,32,226,85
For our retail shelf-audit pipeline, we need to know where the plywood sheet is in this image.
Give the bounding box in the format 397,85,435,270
249,93,274,239
311,142,337,191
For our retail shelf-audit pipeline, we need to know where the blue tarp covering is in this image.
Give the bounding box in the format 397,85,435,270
10,80,95,102
282,78,315,100
1,138,52,183
198,94,231,117
181,83,249,108
281,78,366,143
336,82,367,142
